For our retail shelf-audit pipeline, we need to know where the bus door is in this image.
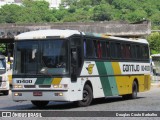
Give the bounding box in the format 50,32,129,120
70,36,83,81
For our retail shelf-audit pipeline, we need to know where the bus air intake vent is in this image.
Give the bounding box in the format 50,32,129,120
24,85,36,88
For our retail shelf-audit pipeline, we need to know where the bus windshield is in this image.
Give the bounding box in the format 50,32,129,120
14,39,68,75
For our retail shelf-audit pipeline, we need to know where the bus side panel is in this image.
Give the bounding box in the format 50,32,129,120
96,62,119,96
115,76,130,95
129,75,151,93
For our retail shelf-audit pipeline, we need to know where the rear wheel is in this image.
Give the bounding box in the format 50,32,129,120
31,101,49,108
123,81,138,99
77,84,93,107
129,81,138,99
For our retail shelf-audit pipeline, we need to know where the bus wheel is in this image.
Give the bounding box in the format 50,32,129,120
31,101,49,108
3,90,9,95
129,81,138,99
77,84,93,107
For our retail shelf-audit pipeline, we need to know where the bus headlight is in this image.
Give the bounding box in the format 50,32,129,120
55,93,63,96
2,82,6,88
14,93,22,96
53,84,68,89
13,85,23,88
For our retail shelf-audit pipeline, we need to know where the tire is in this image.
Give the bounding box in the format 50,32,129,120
128,81,138,99
31,101,49,108
122,94,129,100
77,84,93,107
3,90,9,95
122,81,138,100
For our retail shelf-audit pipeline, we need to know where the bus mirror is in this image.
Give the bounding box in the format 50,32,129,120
7,52,11,63
71,48,77,81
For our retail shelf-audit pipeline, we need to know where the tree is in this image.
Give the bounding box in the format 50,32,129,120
124,9,147,22
0,4,22,23
92,4,113,21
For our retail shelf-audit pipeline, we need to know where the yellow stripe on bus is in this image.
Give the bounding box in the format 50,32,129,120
111,62,121,75
52,78,62,85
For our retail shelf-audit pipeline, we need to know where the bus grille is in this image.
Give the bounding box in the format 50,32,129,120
24,85,36,88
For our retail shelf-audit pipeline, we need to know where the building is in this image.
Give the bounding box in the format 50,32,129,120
0,0,62,9
0,0,21,8
46,0,61,9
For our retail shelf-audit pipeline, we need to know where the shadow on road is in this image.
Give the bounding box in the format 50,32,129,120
0,96,146,110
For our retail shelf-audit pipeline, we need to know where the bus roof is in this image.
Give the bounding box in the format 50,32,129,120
15,29,81,40
15,29,148,44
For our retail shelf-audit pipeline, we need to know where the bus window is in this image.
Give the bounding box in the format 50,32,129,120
116,43,121,59
106,42,110,58
121,44,126,59
85,39,95,58
142,45,149,60
93,40,98,58
131,45,137,59
110,42,116,59
136,45,141,59
101,41,107,58
126,44,131,59
97,41,102,58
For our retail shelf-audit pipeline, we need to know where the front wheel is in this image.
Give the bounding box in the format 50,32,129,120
77,84,93,107
31,101,49,108
3,90,9,95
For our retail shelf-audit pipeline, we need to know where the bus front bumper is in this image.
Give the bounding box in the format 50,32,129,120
12,90,71,102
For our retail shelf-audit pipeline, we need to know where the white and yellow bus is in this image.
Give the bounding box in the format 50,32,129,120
12,29,151,108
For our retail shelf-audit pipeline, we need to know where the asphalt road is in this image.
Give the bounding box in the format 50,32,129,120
0,87,160,119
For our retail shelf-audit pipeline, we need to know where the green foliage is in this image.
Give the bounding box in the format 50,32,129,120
92,4,114,21
0,44,6,54
0,0,159,54
147,32,160,54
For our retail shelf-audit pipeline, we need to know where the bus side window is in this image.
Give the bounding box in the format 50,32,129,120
116,43,121,59
110,42,116,59
131,45,137,59
93,40,98,58
121,44,126,59
106,42,110,58
97,41,102,59
145,46,149,60
126,44,131,59
136,45,141,59
101,41,107,58
142,45,149,60
85,39,95,58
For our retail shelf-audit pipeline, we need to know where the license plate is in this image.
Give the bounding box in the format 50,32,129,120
33,91,42,96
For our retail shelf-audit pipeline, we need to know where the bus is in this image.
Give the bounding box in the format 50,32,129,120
0,55,9,95
151,54,160,75
12,29,151,108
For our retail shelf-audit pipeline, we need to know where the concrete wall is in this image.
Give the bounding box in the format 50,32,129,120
0,21,151,39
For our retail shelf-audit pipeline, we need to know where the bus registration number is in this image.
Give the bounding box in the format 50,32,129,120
33,91,42,96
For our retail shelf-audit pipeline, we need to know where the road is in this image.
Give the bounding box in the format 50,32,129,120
0,87,160,119
0,87,159,111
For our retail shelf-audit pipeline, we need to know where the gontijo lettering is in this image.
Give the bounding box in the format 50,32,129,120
123,64,140,72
